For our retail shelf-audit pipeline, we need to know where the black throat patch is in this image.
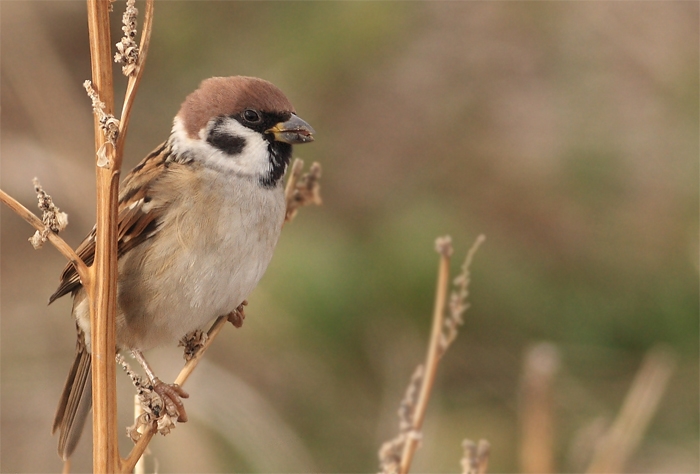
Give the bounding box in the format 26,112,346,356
260,141,292,188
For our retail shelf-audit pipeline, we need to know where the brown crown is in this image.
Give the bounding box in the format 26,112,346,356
177,76,296,138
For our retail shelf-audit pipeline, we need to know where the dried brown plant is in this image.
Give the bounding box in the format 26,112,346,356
519,343,560,473
585,346,676,474
114,0,140,76
285,158,323,222
378,235,486,474
461,439,491,474
28,178,69,249
85,1,154,471
515,343,676,474
0,188,88,281
0,1,153,471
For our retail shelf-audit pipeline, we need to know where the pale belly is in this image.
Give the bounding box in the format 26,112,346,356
114,178,285,350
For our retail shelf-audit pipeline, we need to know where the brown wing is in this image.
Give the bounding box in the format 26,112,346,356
49,142,172,304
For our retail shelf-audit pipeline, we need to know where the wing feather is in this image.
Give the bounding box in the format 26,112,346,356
49,142,172,303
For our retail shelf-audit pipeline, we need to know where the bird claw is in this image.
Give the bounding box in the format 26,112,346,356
227,300,247,328
153,379,189,422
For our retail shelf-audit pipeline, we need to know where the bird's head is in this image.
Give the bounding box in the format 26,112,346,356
171,76,315,187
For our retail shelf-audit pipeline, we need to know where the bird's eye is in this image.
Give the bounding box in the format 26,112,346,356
243,109,261,123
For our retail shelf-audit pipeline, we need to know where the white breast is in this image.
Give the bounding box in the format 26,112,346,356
115,167,285,350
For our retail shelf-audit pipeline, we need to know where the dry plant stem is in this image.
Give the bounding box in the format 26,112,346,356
461,439,491,474
519,343,560,474
284,158,322,222
175,315,228,386
284,159,305,221
133,395,147,474
585,346,676,474
0,189,89,283
475,440,491,474
398,244,452,474
86,0,120,470
85,0,155,470
115,0,153,157
121,423,155,474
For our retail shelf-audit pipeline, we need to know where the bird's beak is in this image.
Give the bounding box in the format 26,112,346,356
267,114,315,144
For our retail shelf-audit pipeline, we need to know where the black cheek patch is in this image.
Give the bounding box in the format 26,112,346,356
207,127,246,155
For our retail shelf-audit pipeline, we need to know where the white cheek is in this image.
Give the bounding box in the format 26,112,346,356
171,116,271,177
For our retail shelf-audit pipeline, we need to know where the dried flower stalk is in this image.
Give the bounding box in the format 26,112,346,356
84,0,154,471
585,346,676,474
115,0,153,155
285,158,322,222
519,343,560,474
378,235,485,474
378,365,425,473
85,0,120,469
461,439,491,474
28,178,69,249
179,330,208,362
440,234,485,356
114,0,139,76
0,188,89,286
84,80,120,168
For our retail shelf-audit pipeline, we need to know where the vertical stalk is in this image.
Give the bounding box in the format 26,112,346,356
399,249,451,474
86,0,119,471
519,343,560,473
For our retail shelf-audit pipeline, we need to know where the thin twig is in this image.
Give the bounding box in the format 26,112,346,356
0,188,89,284
133,395,148,474
28,178,69,249
115,0,154,161
84,80,119,168
284,158,322,222
114,0,139,76
585,346,676,474
175,314,228,386
378,366,425,473
440,234,485,356
397,236,453,474
519,343,560,474
120,423,155,474
461,439,491,474
378,236,485,474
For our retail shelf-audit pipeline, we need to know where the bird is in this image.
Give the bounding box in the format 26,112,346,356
50,76,315,460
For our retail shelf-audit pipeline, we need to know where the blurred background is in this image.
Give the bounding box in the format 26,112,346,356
1,2,698,473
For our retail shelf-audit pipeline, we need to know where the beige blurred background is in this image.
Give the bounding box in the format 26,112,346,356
1,1,698,473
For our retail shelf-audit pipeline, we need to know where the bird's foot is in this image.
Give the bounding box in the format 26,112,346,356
227,300,248,328
152,378,189,422
179,329,207,361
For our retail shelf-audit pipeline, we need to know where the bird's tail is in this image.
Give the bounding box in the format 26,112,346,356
52,333,92,461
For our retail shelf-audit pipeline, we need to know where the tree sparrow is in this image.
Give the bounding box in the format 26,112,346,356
50,76,314,460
